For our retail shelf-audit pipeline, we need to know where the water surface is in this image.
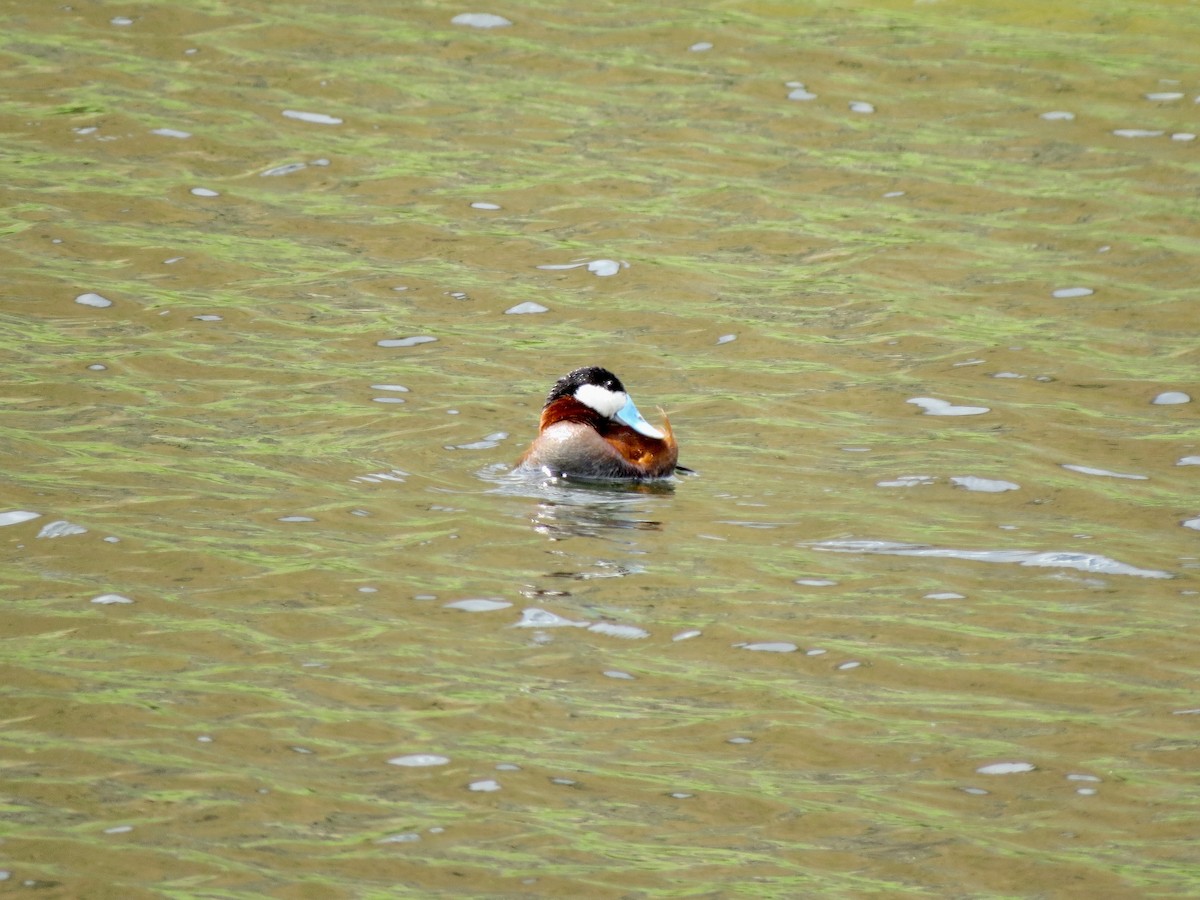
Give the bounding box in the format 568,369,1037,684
2,0,1199,896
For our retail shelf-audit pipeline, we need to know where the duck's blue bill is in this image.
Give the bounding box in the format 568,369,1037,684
615,395,665,439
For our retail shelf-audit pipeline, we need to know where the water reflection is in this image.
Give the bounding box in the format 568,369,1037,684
482,464,676,540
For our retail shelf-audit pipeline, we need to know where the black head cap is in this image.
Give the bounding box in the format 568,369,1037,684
545,366,625,405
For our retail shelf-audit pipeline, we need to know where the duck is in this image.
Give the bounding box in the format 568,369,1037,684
516,366,679,480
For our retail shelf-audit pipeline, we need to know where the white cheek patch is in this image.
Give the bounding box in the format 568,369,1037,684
574,383,627,419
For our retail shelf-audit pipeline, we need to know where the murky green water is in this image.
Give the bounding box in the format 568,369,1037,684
3,0,1199,896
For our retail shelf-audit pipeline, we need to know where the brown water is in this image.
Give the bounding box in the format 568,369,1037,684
3,0,1199,896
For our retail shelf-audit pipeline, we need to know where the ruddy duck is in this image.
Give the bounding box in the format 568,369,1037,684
517,366,679,480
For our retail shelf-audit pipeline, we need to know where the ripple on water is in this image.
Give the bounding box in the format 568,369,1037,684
588,622,650,639
536,258,626,277
451,13,512,28
444,598,511,612
1061,464,1148,480
91,594,133,605
513,608,589,629
736,641,798,653
0,510,41,527
906,398,990,416
36,520,87,538
1052,286,1093,298
377,336,437,348
1152,391,1190,405
976,761,1036,775
505,301,548,314
75,292,112,308
950,476,1020,492
813,539,1172,579
387,754,450,767
282,109,343,125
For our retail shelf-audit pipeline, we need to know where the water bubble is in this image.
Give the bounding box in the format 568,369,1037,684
451,13,512,28
75,292,112,308
387,754,450,767
282,109,343,125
